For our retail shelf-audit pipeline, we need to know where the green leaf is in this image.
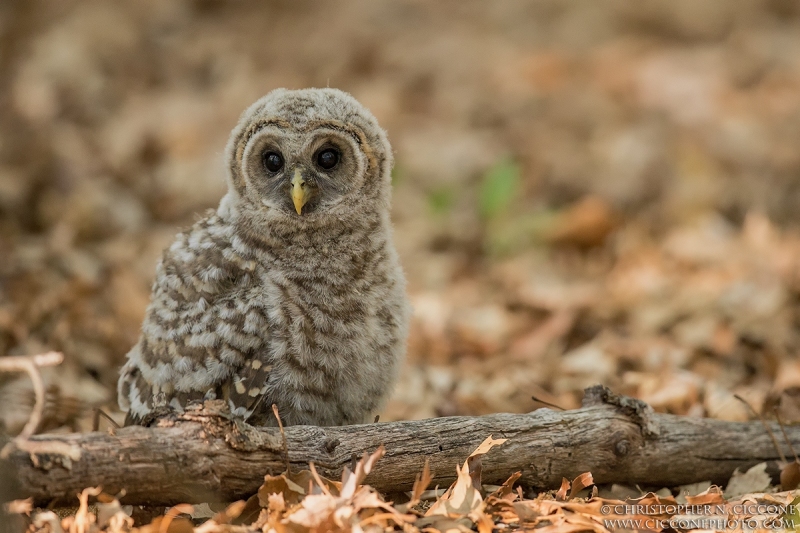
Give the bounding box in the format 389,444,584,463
479,158,520,220
782,495,800,531
427,186,457,215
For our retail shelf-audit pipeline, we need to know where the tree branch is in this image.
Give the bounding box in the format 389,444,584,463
2,386,796,507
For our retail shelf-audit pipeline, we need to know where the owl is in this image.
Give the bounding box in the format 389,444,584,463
118,88,410,427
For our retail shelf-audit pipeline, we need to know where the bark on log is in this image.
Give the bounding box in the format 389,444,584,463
3,386,797,507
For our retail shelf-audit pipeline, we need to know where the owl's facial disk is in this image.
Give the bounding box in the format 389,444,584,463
241,127,365,218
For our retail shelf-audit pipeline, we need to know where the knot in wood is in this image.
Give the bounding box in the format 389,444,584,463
581,385,660,437
324,437,340,453
614,439,630,457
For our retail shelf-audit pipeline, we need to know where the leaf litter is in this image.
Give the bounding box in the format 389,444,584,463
7,2,800,531
8,436,800,533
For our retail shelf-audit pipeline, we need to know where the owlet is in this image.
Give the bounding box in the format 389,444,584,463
118,88,410,426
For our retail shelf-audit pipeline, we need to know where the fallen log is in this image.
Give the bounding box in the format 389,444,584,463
2,385,796,507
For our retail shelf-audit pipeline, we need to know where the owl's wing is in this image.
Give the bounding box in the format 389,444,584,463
118,214,273,424
224,357,274,421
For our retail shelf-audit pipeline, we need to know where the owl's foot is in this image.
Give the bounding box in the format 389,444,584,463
125,405,177,427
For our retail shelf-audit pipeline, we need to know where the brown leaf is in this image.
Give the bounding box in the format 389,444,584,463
210,500,246,525
257,469,341,507
258,473,307,506
487,471,522,501
725,462,771,498
636,492,678,508
417,515,475,532
427,435,508,519
267,492,286,513
341,445,385,499
426,461,483,518
285,493,339,529
556,478,570,501
359,510,415,529
512,500,542,522
467,455,484,491
475,511,495,533
4,498,32,515
781,460,800,491
685,485,724,505
296,468,342,496
407,458,433,508
568,472,594,499
72,486,102,533
231,494,262,526
468,435,508,459
467,435,508,491
544,196,616,248
148,504,195,533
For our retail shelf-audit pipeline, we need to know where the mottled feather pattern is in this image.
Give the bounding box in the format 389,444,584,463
118,88,410,426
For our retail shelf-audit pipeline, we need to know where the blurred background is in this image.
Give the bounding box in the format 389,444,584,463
2,0,800,433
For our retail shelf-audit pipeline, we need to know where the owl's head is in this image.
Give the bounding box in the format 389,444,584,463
224,88,393,225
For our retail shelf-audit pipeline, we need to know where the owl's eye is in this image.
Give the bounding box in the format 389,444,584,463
262,151,284,173
316,149,339,170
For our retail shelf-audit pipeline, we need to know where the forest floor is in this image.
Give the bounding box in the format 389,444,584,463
5,1,800,531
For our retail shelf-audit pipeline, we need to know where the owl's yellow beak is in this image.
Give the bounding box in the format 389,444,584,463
291,169,308,215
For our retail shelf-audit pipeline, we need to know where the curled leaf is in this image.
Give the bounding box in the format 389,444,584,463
556,478,570,501
568,472,594,499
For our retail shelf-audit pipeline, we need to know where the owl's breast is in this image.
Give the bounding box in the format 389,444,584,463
252,247,407,425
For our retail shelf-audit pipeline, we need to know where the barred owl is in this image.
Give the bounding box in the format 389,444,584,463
118,88,410,426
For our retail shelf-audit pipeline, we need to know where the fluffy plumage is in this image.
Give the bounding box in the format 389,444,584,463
118,88,410,426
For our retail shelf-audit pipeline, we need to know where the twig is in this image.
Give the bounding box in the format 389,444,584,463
734,394,786,463
0,352,81,462
308,462,333,497
92,408,121,432
774,409,799,462
0,352,63,439
531,395,565,411
0,352,64,370
272,403,289,474
6,439,82,467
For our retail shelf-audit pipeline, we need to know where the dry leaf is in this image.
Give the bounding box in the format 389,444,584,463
146,516,194,533
781,460,800,491
400,458,433,511
426,435,507,521
544,196,616,248
210,500,246,524
286,493,339,529
684,484,723,505
4,497,32,515
568,472,594,499
556,478,571,501
258,473,308,506
725,462,771,498
468,435,509,458
467,436,508,492
258,469,341,506
426,460,484,518
341,446,385,499
487,471,522,501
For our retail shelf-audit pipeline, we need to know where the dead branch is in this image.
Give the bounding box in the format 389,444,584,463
3,385,798,507
0,352,63,440
0,352,81,464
